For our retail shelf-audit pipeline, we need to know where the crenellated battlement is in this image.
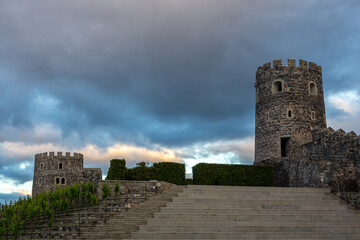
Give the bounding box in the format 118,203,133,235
35,152,83,159
310,127,360,152
257,58,322,72
32,151,102,196
255,57,360,189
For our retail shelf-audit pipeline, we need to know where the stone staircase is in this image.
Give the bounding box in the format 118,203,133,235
76,185,185,239
124,185,360,239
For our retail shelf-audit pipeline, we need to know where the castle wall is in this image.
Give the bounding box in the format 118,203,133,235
82,168,102,183
32,152,102,196
95,180,174,199
304,127,360,188
32,152,84,196
255,59,326,164
259,127,360,189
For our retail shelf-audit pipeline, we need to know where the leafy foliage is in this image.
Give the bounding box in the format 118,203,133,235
120,160,185,185
106,159,126,180
102,183,111,199
153,162,185,185
126,162,154,181
0,182,98,239
114,181,120,197
192,163,273,186
184,179,193,185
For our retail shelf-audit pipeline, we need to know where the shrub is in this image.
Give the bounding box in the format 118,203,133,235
192,163,273,186
342,179,359,192
185,179,193,185
114,181,120,197
106,159,126,180
153,162,185,185
101,183,111,199
132,162,154,181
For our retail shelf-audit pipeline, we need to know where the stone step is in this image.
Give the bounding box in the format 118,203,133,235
128,232,360,239
165,202,347,210
186,185,330,192
159,207,356,215
177,193,335,200
80,225,138,231
170,198,342,205
146,219,360,227
74,185,184,239
181,191,330,197
153,213,360,221
138,225,360,233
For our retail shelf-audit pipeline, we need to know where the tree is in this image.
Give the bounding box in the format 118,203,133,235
105,159,126,180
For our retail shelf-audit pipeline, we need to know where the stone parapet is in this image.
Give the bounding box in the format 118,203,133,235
95,180,175,199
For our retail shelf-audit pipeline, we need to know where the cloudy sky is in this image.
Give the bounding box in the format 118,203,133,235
1,0,360,202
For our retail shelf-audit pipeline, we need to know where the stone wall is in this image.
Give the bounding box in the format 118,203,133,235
258,158,322,187
304,127,360,188
254,59,326,164
254,59,360,189
258,127,360,189
95,180,175,199
32,152,103,196
32,152,84,196
82,168,102,183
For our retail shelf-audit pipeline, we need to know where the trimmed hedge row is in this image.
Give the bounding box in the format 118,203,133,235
192,163,273,186
105,159,126,180
153,162,185,185
106,160,185,185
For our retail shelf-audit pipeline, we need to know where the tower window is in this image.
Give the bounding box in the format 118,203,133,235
61,178,66,185
265,112,270,122
40,163,44,171
272,81,283,94
287,109,293,118
38,178,42,186
281,137,290,157
56,177,60,185
58,162,63,170
311,111,316,120
309,82,317,95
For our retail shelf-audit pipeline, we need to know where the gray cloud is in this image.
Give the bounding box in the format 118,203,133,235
0,0,360,186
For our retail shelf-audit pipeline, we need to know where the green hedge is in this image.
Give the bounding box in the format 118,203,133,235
153,162,185,185
107,160,186,185
126,162,154,181
192,163,273,186
105,159,126,180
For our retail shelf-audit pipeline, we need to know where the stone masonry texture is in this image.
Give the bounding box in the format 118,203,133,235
255,59,360,189
32,152,102,196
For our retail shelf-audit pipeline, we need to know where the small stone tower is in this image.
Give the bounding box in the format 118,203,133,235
254,59,327,164
32,152,84,196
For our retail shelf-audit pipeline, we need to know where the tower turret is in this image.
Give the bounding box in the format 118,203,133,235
32,152,84,196
254,59,326,164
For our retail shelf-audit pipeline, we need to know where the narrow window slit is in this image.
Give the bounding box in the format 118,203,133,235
281,137,290,157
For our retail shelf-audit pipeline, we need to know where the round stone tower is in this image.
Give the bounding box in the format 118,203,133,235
254,59,327,164
32,152,84,196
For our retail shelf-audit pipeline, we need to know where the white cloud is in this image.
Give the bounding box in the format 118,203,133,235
179,137,254,173
0,178,32,196
328,90,360,116
327,90,360,133
0,141,182,166
80,143,182,165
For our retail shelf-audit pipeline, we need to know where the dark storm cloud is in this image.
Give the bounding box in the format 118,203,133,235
0,0,360,151
0,157,33,184
0,165,33,185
